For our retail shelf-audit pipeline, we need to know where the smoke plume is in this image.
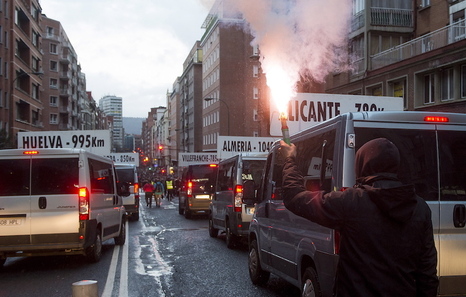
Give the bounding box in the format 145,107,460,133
224,0,352,109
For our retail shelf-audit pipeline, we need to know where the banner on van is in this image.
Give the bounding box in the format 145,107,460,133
269,93,404,136
178,153,220,167
103,153,139,165
18,130,111,155
217,136,279,160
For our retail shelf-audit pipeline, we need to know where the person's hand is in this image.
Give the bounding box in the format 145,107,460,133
280,140,296,159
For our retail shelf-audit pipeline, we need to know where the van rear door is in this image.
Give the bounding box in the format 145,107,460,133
29,156,80,244
436,126,466,293
0,155,32,246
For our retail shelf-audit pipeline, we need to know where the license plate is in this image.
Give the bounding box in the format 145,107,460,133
0,218,23,226
246,207,255,215
195,195,210,199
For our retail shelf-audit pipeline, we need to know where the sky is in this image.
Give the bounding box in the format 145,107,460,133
40,0,215,118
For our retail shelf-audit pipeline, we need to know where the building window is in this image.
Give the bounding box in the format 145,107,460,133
50,96,58,107
50,60,58,71
421,0,430,8
462,65,466,98
253,65,259,77
253,109,259,121
50,114,58,124
50,43,57,54
253,87,259,99
389,80,406,109
0,90,2,107
50,78,58,89
32,84,39,100
424,73,435,104
441,68,454,101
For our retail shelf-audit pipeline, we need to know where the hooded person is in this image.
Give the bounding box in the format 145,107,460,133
280,138,438,297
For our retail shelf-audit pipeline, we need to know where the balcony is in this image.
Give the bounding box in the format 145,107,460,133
371,7,412,27
371,19,466,70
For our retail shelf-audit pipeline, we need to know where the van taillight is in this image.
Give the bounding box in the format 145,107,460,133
234,185,243,212
187,181,193,197
23,150,39,155
424,116,449,122
334,230,341,254
209,164,218,168
79,187,90,221
134,183,139,198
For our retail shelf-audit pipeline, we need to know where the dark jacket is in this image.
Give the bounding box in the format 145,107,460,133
283,138,438,297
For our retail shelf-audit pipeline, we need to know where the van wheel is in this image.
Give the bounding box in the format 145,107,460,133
132,212,139,221
184,203,191,219
114,220,126,246
208,216,218,238
225,224,236,249
86,230,102,263
301,267,322,297
248,239,270,285
178,203,184,215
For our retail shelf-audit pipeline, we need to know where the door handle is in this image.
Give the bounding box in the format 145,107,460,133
38,197,47,209
453,204,466,228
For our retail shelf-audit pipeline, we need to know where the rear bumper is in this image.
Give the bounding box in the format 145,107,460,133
0,219,97,258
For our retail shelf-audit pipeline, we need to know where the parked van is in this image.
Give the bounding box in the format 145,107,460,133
248,111,466,296
178,164,218,219
0,148,128,266
115,164,140,221
209,154,267,248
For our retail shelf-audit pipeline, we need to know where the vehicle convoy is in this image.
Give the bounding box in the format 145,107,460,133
209,154,267,248
179,163,218,218
248,111,466,297
0,148,128,266
115,164,140,221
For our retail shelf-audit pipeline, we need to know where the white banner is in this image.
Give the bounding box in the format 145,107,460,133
103,153,139,165
217,136,278,160
270,93,404,136
18,130,111,155
178,153,220,167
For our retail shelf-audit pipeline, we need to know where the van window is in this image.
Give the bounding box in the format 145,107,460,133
243,160,266,191
89,159,115,194
295,130,336,193
438,130,466,201
31,158,79,195
217,161,235,191
355,128,438,201
0,159,30,196
184,164,218,194
116,168,135,185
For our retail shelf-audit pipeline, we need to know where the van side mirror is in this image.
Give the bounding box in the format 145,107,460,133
243,180,256,200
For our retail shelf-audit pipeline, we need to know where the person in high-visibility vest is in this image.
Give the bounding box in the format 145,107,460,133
165,179,174,201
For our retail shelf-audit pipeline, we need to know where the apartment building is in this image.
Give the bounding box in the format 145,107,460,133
326,0,466,114
41,15,82,131
0,0,43,148
99,95,124,151
201,1,269,152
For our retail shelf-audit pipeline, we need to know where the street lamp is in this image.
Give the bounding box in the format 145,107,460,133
204,97,230,136
6,70,44,148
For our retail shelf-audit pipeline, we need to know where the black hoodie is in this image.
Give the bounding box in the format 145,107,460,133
283,138,438,297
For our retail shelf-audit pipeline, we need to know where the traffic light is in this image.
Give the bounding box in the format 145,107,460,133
158,145,163,152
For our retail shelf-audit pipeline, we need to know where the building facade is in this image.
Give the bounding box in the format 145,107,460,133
326,0,466,114
99,95,123,151
201,1,270,152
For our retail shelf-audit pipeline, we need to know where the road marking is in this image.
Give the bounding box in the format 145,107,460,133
101,220,129,297
101,244,119,297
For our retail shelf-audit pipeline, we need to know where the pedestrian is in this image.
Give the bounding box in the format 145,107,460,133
153,180,165,207
280,138,438,297
142,181,154,208
165,179,174,201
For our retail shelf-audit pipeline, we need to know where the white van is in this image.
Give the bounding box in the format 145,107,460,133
209,154,267,248
248,111,466,297
115,164,140,221
0,148,128,266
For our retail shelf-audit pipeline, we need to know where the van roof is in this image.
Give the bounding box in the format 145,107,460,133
0,148,113,163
